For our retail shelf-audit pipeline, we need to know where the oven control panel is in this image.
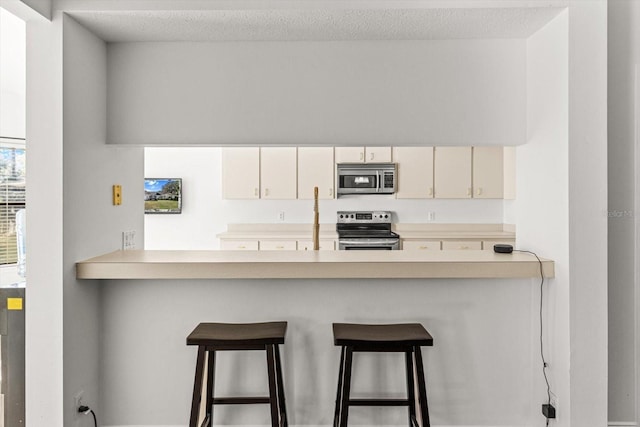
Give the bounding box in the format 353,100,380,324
337,211,392,224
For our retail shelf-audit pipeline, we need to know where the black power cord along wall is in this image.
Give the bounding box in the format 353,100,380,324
493,244,556,424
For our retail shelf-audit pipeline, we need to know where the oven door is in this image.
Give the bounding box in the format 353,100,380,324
338,238,400,250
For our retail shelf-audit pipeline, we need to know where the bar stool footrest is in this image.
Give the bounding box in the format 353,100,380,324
213,397,271,405
349,398,410,406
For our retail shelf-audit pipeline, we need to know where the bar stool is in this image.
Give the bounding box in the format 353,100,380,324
332,323,434,427
187,321,288,427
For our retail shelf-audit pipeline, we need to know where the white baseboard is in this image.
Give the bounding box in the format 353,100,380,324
608,423,639,427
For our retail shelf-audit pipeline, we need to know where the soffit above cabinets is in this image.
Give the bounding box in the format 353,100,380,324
69,7,564,43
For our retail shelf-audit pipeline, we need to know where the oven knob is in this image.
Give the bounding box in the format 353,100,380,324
350,214,354,218
384,214,388,218
340,214,343,218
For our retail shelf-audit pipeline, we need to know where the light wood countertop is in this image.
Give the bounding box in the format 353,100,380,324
216,223,515,241
76,250,553,280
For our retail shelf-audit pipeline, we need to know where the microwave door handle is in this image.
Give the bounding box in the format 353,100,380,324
376,171,381,192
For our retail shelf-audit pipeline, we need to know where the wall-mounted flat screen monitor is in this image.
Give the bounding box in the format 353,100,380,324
144,178,182,214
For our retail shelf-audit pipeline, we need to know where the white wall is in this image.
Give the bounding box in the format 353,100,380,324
608,0,640,423
62,14,144,427
108,40,526,146
519,11,570,426
0,7,25,139
144,147,505,250
566,4,608,426
101,277,534,427
25,11,64,427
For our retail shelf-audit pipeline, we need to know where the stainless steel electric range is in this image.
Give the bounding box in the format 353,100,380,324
336,211,400,250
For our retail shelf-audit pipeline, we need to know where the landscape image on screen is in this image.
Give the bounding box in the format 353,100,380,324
144,178,182,214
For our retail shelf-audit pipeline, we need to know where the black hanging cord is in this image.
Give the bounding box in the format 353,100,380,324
514,249,551,425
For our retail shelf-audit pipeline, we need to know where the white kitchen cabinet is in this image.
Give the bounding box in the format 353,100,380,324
222,147,260,199
220,240,259,250
434,147,472,198
260,147,297,199
393,147,434,199
402,240,441,251
298,147,335,199
473,146,504,199
365,146,392,162
335,147,391,163
442,240,482,250
297,240,335,251
259,240,297,250
335,147,365,163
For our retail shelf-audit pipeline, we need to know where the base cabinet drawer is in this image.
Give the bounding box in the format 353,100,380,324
442,240,482,250
259,240,297,251
402,240,441,251
482,240,516,251
297,240,335,251
220,240,259,250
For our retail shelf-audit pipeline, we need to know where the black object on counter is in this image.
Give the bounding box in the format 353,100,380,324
494,244,514,254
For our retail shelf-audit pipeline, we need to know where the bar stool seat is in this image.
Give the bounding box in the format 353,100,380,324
332,323,433,427
187,322,288,427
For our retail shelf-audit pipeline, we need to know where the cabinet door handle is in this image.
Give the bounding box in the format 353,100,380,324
276,245,284,249
238,245,246,249
329,188,333,197
370,152,375,161
265,188,270,197
467,188,472,197
428,187,433,196
360,152,364,161
419,246,428,250
459,245,469,250
477,188,483,196
254,188,258,197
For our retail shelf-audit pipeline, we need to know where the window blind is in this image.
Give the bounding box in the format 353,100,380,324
0,139,26,265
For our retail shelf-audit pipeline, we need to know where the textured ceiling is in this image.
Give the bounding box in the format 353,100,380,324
70,7,564,42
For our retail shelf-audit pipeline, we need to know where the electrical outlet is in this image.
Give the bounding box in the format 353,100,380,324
278,211,285,222
427,211,435,221
122,231,136,250
73,390,84,410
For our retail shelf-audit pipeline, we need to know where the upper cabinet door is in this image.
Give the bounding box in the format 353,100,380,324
335,147,365,163
473,146,504,199
260,147,297,199
222,147,260,199
393,147,434,199
434,147,472,198
365,147,392,163
298,147,335,199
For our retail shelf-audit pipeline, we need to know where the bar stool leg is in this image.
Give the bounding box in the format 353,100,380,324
333,346,346,427
405,351,418,427
266,345,281,427
339,347,354,427
202,350,215,427
190,346,206,427
274,345,288,427
413,346,430,427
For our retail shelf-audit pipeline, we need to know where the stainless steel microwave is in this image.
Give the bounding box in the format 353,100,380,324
336,163,397,195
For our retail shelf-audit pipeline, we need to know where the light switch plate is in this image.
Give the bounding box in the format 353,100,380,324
113,185,122,205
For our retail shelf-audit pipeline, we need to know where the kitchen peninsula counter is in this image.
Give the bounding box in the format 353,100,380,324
76,250,553,280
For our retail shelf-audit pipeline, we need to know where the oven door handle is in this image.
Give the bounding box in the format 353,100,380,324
376,171,381,192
